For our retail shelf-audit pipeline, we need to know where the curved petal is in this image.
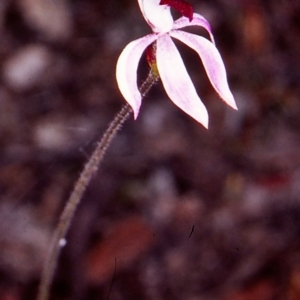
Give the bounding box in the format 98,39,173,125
173,13,215,44
116,34,157,119
138,0,173,33
156,34,209,127
170,30,237,110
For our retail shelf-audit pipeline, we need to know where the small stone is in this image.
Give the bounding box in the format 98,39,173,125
18,0,73,42
59,239,67,247
3,44,52,91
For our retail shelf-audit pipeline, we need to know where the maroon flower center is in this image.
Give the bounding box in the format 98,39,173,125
159,0,194,21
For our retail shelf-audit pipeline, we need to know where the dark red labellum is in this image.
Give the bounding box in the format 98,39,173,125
146,43,157,66
159,0,194,21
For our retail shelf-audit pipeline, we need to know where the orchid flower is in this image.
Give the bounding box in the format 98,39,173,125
116,0,237,128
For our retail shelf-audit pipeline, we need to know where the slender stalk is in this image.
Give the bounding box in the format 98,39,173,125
37,71,158,300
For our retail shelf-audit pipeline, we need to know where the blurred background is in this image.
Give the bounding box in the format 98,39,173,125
0,0,299,299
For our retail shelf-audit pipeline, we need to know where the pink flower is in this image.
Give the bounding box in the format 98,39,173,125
116,0,237,128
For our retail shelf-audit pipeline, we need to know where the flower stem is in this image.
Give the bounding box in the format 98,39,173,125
37,70,158,300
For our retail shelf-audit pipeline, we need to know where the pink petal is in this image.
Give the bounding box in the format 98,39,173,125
116,34,157,119
173,13,215,44
138,0,173,33
156,34,209,127
170,30,237,110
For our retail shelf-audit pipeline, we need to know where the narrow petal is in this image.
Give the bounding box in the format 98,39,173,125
173,13,215,44
116,34,157,119
156,34,209,127
170,30,237,110
138,0,173,33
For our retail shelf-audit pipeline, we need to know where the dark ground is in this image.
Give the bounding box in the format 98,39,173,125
0,0,300,299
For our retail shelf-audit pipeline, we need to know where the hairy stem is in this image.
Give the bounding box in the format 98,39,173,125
37,71,158,300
